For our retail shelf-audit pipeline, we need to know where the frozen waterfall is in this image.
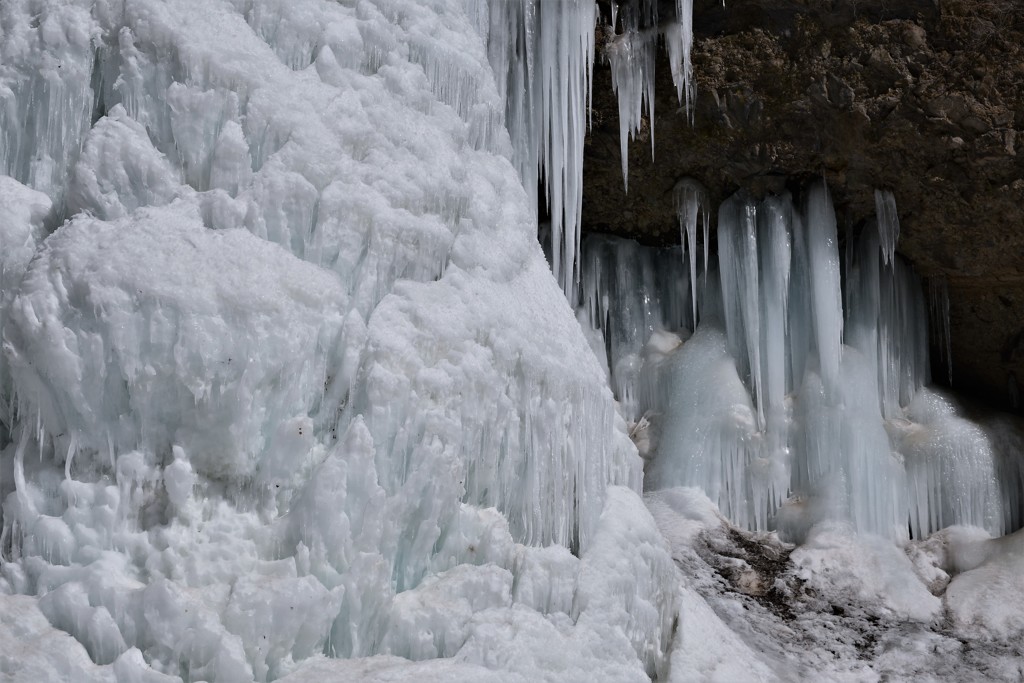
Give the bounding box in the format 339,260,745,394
2,0,1023,680
581,182,1019,541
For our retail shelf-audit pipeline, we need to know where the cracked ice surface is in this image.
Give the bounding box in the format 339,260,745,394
0,1,679,680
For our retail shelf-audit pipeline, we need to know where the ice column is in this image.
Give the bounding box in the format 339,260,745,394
717,194,764,419
644,325,764,529
874,189,900,265
758,196,793,456
844,211,929,419
898,389,1004,538
803,182,845,396
877,261,931,418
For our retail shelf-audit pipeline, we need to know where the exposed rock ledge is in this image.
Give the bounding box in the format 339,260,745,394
581,0,1024,408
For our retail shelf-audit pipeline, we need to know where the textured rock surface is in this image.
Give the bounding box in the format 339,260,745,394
582,0,1024,408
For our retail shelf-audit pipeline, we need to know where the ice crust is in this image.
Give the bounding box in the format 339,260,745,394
0,1,681,680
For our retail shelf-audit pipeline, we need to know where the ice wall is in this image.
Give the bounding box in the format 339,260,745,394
0,177,51,438
0,1,680,680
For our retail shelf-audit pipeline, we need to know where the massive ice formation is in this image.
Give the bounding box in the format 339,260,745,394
3,0,1023,679
0,1,681,680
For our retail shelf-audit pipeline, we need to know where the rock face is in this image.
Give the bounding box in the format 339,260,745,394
581,0,1024,408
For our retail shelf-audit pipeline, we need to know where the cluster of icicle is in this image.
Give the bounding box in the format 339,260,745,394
580,180,1017,540
473,0,595,298
605,0,697,192
477,0,697,297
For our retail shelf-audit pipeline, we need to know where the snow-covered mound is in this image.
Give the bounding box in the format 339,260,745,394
0,0,680,680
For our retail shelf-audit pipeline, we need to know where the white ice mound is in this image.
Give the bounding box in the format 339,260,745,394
895,388,1004,537
4,198,347,481
66,105,182,221
0,176,50,289
791,523,941,623
277,486,678,683
643,323,761,507
944,526,1024,639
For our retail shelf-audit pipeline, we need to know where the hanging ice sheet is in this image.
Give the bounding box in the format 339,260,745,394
480,0,699,296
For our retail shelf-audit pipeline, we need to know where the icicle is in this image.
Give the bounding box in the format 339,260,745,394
607,26,658,192
874,189,900,265
673,178,708,326
665,0,696,118
803,181,844,395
